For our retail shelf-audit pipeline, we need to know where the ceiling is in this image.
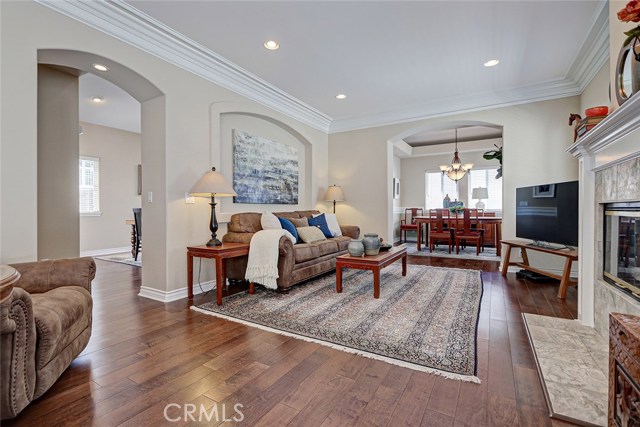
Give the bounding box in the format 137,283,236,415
79,73,141,133
75,0,607,136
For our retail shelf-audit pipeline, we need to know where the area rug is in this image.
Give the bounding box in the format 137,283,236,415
407,244,501,261
192,264,483,383
94,252,141,267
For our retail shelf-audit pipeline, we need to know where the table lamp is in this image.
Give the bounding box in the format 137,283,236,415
472,187,489,210
190,167,236,246
325,185,345,213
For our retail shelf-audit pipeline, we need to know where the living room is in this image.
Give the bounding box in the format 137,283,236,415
2,1,640,426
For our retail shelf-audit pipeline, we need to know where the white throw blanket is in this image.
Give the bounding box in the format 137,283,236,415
245,229,286,290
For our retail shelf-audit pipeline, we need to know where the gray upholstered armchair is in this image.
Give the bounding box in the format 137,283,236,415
0,257,95,420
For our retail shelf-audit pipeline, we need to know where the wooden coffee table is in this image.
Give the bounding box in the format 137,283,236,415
336,245,407,298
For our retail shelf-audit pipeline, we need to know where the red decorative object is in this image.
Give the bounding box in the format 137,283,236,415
585,106,609,117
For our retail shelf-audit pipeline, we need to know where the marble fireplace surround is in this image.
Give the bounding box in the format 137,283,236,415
568,93,640,338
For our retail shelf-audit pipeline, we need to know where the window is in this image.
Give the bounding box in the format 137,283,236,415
79,156,100,215
468,168,502,211
425,172,459,210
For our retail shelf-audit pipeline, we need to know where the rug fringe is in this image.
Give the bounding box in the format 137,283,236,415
190,305,481,384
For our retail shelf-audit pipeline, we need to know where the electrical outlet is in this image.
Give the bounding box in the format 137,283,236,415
185,193,195,204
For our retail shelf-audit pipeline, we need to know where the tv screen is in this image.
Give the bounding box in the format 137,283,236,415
516,180,579,247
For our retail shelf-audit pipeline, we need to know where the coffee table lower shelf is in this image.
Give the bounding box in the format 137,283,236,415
335,246,407,298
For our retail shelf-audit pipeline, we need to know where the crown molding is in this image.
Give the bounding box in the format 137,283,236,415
329,3,610,134
35,0,332,132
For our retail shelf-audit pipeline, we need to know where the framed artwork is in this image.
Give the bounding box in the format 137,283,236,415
232,130,299,204
533,184,556,198
393,178,400,199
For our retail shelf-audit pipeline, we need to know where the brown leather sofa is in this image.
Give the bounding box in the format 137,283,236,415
223,210,360,292
1,257,95,420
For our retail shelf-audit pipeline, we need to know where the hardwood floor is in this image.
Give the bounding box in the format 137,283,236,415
5,255,580,427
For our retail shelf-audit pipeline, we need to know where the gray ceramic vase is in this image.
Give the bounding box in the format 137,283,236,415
348,239,365,257
363,233,381,256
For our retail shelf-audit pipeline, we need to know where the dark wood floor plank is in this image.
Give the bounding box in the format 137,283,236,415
4,258,581,427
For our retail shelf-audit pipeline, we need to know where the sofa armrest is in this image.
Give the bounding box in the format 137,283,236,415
1,287,36,419
10,257,96,295
340,225,360,239
222,232,255,245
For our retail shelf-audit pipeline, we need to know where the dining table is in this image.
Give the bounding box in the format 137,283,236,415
413,214,503,256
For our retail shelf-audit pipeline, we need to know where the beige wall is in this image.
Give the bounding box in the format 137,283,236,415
37,65,80,260
0,2,328,296
392,155,402,242
330,97,580,243
580,62,610,113
79,123,142,253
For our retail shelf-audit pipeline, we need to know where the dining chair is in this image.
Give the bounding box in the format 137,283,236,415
133,208,142,261
428,208,453,253
454,208,483,255
400,208,424,242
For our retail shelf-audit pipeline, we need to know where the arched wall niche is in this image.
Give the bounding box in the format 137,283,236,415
210,102,315,220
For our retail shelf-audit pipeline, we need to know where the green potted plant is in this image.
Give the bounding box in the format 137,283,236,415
483,145,502,179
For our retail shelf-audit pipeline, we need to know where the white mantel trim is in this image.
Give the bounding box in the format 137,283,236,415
567,94,640,157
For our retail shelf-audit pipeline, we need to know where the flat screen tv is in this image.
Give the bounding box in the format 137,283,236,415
515,180,579,247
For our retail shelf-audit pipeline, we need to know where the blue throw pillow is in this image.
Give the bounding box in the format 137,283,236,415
278,217,299,243
308,213,333,238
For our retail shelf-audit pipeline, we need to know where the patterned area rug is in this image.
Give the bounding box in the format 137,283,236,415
193,264,483,383
95,253,141,267
406,244,501,261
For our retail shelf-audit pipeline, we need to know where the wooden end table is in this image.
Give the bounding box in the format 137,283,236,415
187,243,251,305
336,245,407,299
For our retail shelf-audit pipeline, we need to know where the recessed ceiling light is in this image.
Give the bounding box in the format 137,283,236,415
336,94,347,100
92,63,109,72
91,96,105,103
263,40,279,50
483,59,500,67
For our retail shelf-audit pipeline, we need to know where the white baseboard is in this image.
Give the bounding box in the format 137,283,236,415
80,247,130,257
138,280,216,303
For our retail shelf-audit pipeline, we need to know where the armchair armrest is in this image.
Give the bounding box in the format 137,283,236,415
339,225,360,239
10,257,96,294
1,286,36,419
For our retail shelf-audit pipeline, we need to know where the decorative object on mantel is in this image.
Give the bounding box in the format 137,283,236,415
324,184,345,213
190,167,237,246
482,144,502,179
439,128,473,182
615,0,640,105
569,112,608,141
232,129,299,204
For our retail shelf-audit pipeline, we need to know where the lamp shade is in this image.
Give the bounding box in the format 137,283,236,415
190,167,236,197
325,185,345,202
472,187,489,200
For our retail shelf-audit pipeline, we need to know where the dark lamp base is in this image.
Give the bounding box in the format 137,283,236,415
206,238,222,247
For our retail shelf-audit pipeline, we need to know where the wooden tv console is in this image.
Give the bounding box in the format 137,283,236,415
501,239,578,299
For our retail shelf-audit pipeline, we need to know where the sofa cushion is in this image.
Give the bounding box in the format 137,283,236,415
30,286,92,369
289,217,308,228
293,243,320,263
261,211,281,230
315,239,339,257
308,214,333,238
278,217,299,243
297,226,326,244
295,210,321,219
228,213,263,233
333,236,351,251
274,212,301,220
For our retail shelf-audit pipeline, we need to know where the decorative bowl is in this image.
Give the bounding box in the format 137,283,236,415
585,106,608,117
379,243,392,252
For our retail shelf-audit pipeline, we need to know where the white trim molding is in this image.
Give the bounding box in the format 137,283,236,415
138,280,215,303
80,246,131,257
38,0,609,135
36,0,332,132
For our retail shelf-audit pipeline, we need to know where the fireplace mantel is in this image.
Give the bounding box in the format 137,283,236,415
566,92,640,334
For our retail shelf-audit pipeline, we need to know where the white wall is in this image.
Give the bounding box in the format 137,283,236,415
0,2,328,298
329,97,580,272
79,122,142,253
392,154,402,242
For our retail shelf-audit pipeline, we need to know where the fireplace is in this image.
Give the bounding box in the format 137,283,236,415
604,202,640,302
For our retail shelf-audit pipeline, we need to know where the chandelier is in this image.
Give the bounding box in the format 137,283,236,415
439,128,473,182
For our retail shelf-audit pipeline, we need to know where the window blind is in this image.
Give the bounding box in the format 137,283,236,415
79,156,100,214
